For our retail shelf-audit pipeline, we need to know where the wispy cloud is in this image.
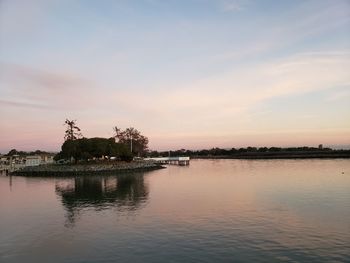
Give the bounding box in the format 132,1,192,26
0,0,58,37
326,88,350,102
109,50,350,135
0,99,59,110
0,63,87,91
220,0,250,12
212,1,350,63
0,63,96,110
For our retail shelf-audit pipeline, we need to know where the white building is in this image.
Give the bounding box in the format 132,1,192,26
25,156,41,166
0,156,7,165
42,155,54,164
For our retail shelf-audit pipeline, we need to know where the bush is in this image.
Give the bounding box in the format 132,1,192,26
55,137,132,163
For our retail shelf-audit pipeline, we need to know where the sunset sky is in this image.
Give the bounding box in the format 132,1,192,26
0,0,349,153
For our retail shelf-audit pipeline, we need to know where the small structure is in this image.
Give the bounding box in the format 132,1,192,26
25,156,41,166
145,156,190,166
41,154,54,164
0,156,8,165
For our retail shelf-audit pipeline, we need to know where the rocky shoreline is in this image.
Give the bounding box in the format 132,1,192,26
11,161,165,176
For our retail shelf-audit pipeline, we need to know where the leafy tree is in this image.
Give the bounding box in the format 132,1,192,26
61,139,81,163
55,137,133,163
64,119,82,141
7,149,19,156
247,147,257,152
258,147,268,152
114,126,149,156
113,126,121,138
269,147,282,152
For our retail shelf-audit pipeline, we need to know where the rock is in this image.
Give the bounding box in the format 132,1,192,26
11,161,165,176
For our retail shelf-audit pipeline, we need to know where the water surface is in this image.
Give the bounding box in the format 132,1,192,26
1,159,349,262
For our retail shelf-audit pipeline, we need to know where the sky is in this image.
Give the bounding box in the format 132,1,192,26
0,0,350,153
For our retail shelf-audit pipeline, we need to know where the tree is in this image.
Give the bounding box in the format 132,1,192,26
64,119,82,141
54,137,133,163
113,126,121,138
61,139,81,163
7,149,19,156
114,126,149,156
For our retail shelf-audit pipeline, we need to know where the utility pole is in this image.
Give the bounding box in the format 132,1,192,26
130,136,133,154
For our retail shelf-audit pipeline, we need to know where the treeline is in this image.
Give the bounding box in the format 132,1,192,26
54,137,133,162
148,146,350,158
4,149,53,156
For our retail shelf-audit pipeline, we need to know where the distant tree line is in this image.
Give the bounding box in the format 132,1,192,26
4,118,349,161
4,149,52,157
147,146,350,158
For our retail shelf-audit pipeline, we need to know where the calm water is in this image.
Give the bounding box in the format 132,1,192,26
1,159,350,263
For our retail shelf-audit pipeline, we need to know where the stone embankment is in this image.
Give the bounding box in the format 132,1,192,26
11,161,165,176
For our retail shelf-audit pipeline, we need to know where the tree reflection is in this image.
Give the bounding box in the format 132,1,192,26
55,173,149,227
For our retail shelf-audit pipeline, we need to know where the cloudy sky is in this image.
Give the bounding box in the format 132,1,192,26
0,0,349,152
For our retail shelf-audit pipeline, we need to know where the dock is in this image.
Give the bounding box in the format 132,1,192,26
0,164,25,174
144,156,190,166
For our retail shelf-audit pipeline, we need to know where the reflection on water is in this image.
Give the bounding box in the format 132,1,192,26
55,173,148,226
1,159,350,263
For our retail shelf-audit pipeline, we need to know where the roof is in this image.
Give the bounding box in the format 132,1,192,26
26,156,41,159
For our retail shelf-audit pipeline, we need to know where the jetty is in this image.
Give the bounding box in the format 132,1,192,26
144,156,190,166
0,164,25,174
10,161,165,176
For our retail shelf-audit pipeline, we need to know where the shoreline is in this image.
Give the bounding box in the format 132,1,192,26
192,152,350,160
11,161,165,177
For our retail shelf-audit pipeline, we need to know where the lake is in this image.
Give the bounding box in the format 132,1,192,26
1,159,349,262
